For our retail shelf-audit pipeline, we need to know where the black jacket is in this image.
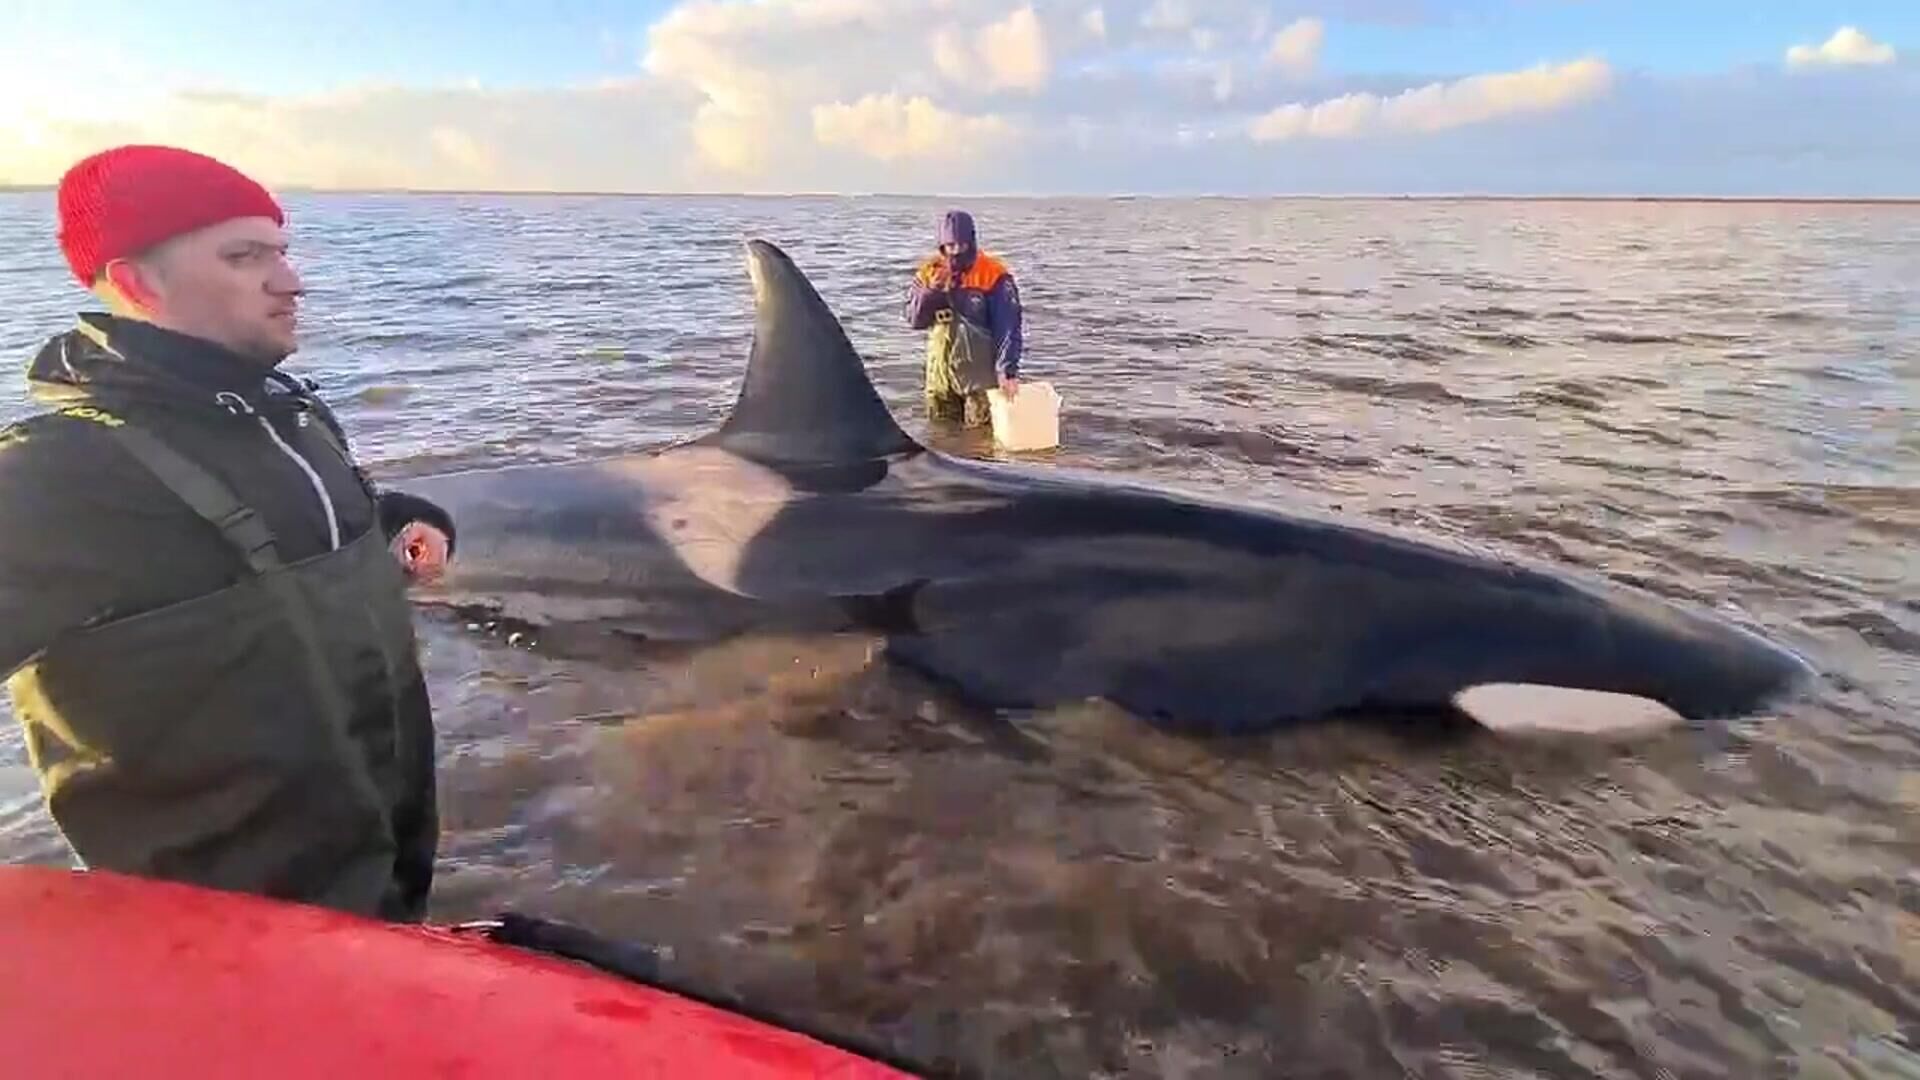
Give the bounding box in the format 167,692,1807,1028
0,314,453,678
1,313,453,920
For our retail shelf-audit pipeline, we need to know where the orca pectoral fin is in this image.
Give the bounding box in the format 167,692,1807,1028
838,580,928,635
1452,683,1687,740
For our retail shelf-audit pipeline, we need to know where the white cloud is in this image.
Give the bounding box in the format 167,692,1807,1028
1135,0,1284,44
1266,17,1324,76
687,102,771,175
1083,7,1107,40
1142,0,1192,32
0,79,691,191
928,7,1051,93
978,6,1053,92
641,0,1063,176
1786,26,1897,69
812,93,1016,160
427,126,497,176
931,27,975,83
642,0,930,174
1250,56,1613,141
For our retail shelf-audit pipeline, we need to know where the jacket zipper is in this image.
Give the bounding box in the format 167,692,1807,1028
217,391,341,551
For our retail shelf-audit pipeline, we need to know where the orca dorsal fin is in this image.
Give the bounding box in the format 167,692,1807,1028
705,239,921,464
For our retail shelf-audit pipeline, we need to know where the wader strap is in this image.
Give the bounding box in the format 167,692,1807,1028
106,425,283,574
933,312,996,394
105,423,351,729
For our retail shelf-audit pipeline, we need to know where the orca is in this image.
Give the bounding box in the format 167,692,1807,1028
403,239,1814,738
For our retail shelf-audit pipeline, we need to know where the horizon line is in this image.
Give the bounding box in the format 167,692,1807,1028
3,185,1918,205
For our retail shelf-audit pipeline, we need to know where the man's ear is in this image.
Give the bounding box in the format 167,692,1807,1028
100,258,164,314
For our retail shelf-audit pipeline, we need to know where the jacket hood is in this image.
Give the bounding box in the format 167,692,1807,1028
26,313,300,414
938,211,978,267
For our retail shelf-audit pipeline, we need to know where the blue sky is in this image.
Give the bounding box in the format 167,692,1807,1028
1323,2,1920,76
2,2,1915,194
6,1,673,92
14,1,1917,84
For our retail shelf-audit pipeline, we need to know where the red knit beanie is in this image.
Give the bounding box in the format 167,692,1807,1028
56,145,285,286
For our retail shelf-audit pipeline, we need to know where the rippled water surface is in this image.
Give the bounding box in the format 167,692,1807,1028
2,195,1917,1078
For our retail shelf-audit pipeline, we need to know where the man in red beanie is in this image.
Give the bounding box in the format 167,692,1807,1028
0,145,454,922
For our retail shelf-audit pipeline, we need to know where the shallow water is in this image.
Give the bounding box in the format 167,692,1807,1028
1,194,1916,1077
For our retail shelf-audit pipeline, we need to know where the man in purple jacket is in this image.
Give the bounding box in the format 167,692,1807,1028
904,211,1023,427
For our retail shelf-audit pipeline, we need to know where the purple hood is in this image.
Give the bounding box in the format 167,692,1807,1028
939,211,977,268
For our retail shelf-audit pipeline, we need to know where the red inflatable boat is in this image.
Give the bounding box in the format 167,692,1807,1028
0,866,913,1078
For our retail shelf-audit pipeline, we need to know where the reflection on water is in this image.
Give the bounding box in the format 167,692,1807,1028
2,195,1917,1076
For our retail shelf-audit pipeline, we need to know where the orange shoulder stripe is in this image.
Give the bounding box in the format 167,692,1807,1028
959,253,1006,292
916,252,1009,292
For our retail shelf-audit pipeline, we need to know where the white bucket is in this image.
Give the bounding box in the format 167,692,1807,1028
987,380,1062,451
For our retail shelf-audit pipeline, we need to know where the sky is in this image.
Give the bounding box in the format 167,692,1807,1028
1,1,1915,196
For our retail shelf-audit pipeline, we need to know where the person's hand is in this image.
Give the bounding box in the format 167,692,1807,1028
999,375,1020,399
391,521,451,584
